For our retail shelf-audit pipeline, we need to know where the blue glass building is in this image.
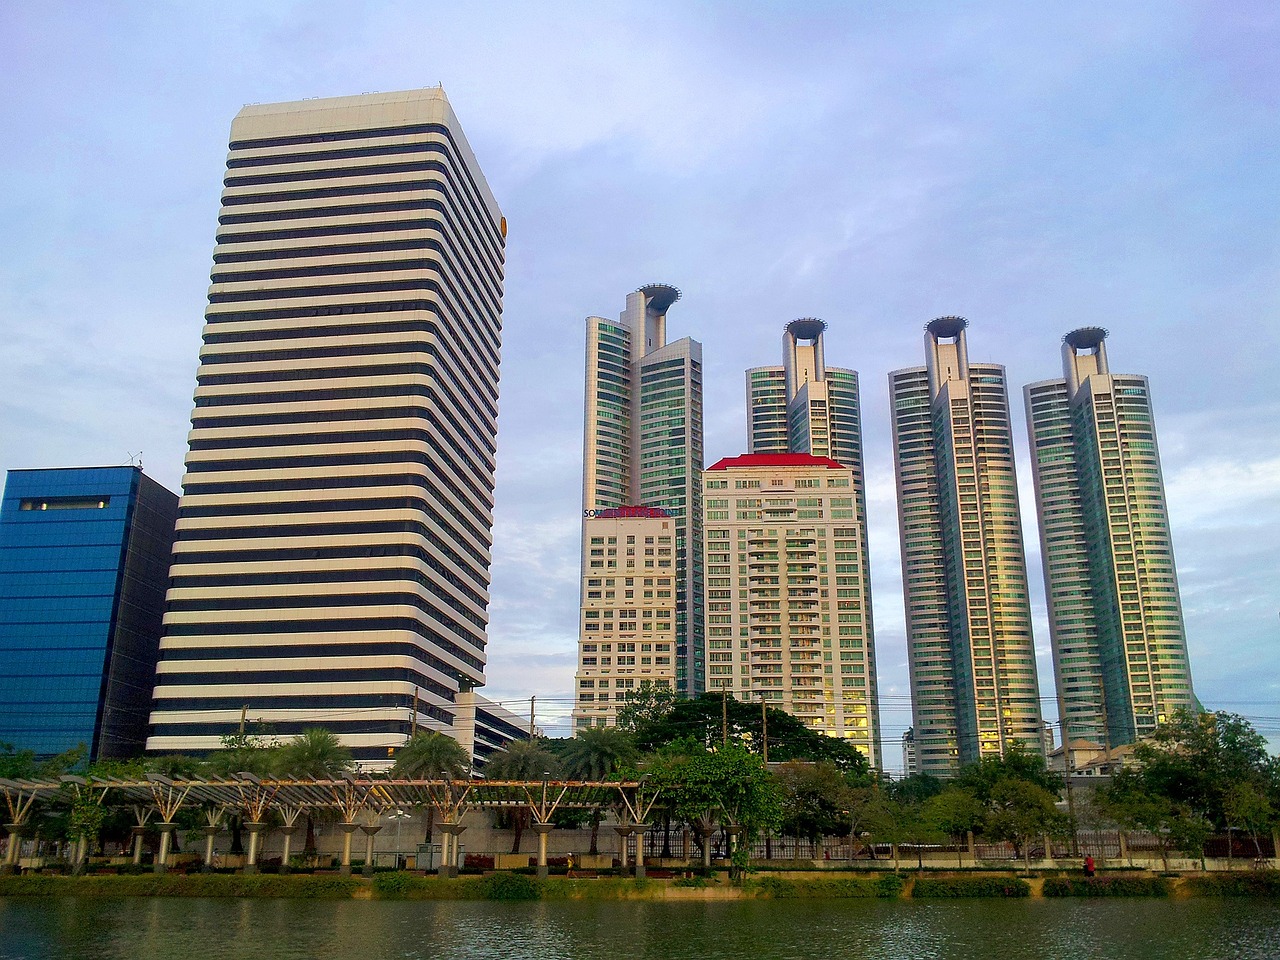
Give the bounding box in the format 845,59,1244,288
0,466,178,759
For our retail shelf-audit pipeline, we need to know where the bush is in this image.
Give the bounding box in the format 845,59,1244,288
0,873,360,899
912,877,1030,898
463,854,494,870
372,872,417,896
1043,876,1170,897
875,873,905,899
480,872,541,901
752,876,882,899
1185,872,1280,897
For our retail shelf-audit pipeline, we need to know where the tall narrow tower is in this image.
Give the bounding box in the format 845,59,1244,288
890,317,1043,775
741,319,878,764
1026,329,1195,748
579,286,704,707
146,89,506,763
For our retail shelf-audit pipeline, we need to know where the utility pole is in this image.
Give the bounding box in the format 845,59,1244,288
239,704,248,737
761,697,768,766
529,696,536,738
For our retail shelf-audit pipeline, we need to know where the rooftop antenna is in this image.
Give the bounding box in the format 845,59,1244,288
126,451,142,469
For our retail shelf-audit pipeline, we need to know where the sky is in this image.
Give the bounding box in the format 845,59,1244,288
1,1,1277,766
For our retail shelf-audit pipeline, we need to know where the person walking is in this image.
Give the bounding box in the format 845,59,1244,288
1084,855,1096,877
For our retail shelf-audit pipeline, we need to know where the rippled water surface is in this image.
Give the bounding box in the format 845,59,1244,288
1,897,1278,960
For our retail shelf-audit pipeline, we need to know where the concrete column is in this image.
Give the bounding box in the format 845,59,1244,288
338,822,359,875
2,825,22,874
201,826,218,872
279,825,298,873
698,827,714,869
134,827,149,866
243,822,266,874
155,823,178,874
437,823,465,877
633,825,650,879
614,825,633,870
71,836,88,876
533,822,554,879
361,824,382,877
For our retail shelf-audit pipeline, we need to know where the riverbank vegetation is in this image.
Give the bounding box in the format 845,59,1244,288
3,698,1277,873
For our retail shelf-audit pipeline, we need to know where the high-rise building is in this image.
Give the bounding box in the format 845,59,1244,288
1025,328,1195,747
572,508,679,731
702,454,880,765
890,317,1043,776
0,466,178,759
581,285,704,697
146,88,506,763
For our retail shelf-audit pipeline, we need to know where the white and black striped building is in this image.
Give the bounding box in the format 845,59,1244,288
146,89,506,763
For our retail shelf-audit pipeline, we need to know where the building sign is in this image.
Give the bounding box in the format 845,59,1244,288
583,506,672,519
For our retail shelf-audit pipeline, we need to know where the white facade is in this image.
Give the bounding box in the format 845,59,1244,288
147,89,505,763
703,454,880,767
572,511,678,732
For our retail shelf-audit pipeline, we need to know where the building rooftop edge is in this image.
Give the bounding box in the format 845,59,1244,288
706,453,847,471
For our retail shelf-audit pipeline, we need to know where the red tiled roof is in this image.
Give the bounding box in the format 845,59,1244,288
706,453,846,471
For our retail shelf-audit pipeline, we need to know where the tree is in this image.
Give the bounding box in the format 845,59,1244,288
633,693,873,779
1224,781,1273,863
776,761,849,844
277,729,355,856
204,732,281,854
560,726,638,855
484,740,563,853
923,787,986,866
615,681,678,733
954,747,1063,803
985,779,1068,873
1133,710,1277,832
391,731,471,843
1098,769,1209,872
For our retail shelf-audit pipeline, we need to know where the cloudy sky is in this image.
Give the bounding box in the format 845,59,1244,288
2,2,1277,764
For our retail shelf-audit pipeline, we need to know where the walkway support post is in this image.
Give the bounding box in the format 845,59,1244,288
614,824,633,870
155,822,178,874
633,825,650,879
279,825,298,873
533,822,554,879
2,825,21,874
244,821,266,874
338,822,359,875
361,823,382,876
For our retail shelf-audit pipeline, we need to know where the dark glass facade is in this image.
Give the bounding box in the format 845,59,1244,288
0,467,178,759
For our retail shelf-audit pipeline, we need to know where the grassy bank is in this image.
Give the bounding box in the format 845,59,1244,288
3,870,1278,901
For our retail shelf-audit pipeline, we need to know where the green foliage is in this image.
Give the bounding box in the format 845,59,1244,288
204,732,282,778
0,874,360,898
0,743,86,779
922,788,985,844
955,748,1062,803
633,693,872,779
1185,872,1280,897
371,871,418,896
391,730,470,779
874,872,906,898
888,773,945,805
752,875,881,898
560,726,638,781
776,761,852,841
1131,710,1278,832
985,779,1070,864
911,876,1030,898
615,680,679,733
484,739,563,780
277,729,354,778
1043,876,1171,897
650,740,782,836
480,872,541,900
1098,768,1212,866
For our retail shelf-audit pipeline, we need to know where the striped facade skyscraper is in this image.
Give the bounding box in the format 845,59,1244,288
146,89,506,762
1025,329,1195,748
890,317,1043,776
580,285,704,700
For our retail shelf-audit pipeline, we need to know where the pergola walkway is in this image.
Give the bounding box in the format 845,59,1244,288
0,775,662,878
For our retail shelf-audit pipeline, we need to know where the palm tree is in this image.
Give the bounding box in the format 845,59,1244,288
484,740,562,853
561,727,638,854
391,731,471,842
278,729,354,857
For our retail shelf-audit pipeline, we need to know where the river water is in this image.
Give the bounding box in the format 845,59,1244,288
1,898,1277,960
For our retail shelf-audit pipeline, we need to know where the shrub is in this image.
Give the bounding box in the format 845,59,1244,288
372,872,417,897
875,873,905,899
480,872,540,901
1185,872,1280,897
912,877,1030,898
463,854,494,870
751,876,882,899
1043,876,1170,897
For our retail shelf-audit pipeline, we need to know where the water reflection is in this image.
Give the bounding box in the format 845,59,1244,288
0,898,1276,960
